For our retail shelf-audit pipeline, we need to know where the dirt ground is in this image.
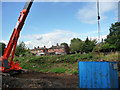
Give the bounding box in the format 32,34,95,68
2,70,120,89
2,71,79,89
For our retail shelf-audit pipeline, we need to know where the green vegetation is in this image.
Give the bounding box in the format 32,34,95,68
15,52,119,75
82,37,96,53
105,22,120,51
70,38,84,53
70,22,120,54
0,43,6,56
50,68,66,73
15,41,28,57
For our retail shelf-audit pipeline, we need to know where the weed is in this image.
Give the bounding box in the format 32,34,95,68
72,70,79,74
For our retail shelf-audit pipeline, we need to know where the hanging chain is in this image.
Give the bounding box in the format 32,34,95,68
97,0,101,61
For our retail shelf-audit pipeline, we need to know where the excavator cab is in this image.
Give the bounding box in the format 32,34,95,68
0,58,9,72
0,59,3,71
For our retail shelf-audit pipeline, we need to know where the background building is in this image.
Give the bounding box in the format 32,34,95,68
31,46,48,56
31,43,70,56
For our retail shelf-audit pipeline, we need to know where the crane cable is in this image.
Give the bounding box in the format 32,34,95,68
97,0,101,61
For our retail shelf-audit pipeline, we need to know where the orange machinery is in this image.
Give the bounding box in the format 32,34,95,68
0,0,34,73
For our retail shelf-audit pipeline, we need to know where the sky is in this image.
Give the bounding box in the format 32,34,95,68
1,1,119,49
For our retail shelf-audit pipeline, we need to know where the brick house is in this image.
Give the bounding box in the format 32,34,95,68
31,46,48,55
31,43,69,55
48,43,69,55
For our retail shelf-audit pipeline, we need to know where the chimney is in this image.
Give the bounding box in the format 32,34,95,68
38,46,39,48
57,43,58,46
44,46,46,49
34,47,36,49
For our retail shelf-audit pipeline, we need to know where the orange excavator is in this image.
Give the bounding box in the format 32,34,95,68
0,0,34,73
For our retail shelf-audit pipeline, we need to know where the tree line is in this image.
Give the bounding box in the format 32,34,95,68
0,41,28,57
69,22,120,54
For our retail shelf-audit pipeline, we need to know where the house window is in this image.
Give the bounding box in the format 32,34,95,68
41,50,42,52
58,49,59,51
53,49,54,51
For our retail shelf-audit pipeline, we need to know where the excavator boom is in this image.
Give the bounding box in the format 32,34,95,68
0,0,34,72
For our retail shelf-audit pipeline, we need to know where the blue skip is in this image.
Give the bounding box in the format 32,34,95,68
79,61,118,88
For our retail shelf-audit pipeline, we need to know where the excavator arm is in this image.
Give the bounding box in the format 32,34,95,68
0,0,34,72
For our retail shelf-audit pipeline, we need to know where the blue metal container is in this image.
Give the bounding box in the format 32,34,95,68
79,61,118,88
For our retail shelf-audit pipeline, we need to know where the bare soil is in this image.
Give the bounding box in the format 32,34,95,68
2,70,120,89
2,71,79,89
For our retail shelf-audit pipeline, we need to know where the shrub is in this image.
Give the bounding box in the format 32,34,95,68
72,70,79,74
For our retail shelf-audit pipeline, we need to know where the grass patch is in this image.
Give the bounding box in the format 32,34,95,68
17,52,119,74
50,68,66,73
41,69,49,72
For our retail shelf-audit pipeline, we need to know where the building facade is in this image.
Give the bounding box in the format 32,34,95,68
31,46,48,56
31,43,69,56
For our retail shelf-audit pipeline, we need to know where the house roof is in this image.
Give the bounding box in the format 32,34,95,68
49,45,65,49
31,45,65,51
31,47,48,51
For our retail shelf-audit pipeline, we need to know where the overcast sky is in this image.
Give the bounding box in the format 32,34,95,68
1,1,119,49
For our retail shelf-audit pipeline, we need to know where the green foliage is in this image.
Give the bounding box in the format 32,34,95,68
0,43,6,56
110,45,116,51
50,68,66,73
80,54,93,60
15,41,26,56
61,42,70,54
82,37,96,53
70,38,83,53
100,43,110,52
93,46,99,52
105,22,120,51
72,70,79,74
61,42,68,46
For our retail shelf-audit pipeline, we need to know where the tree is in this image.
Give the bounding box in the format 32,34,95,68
61,43,68,47
0,43,6,56
70,38,83,53
93,46,99,52
105,22,120,51
15,41,26,56
82,37,96,53
100,43,110,52
61,42,70,54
